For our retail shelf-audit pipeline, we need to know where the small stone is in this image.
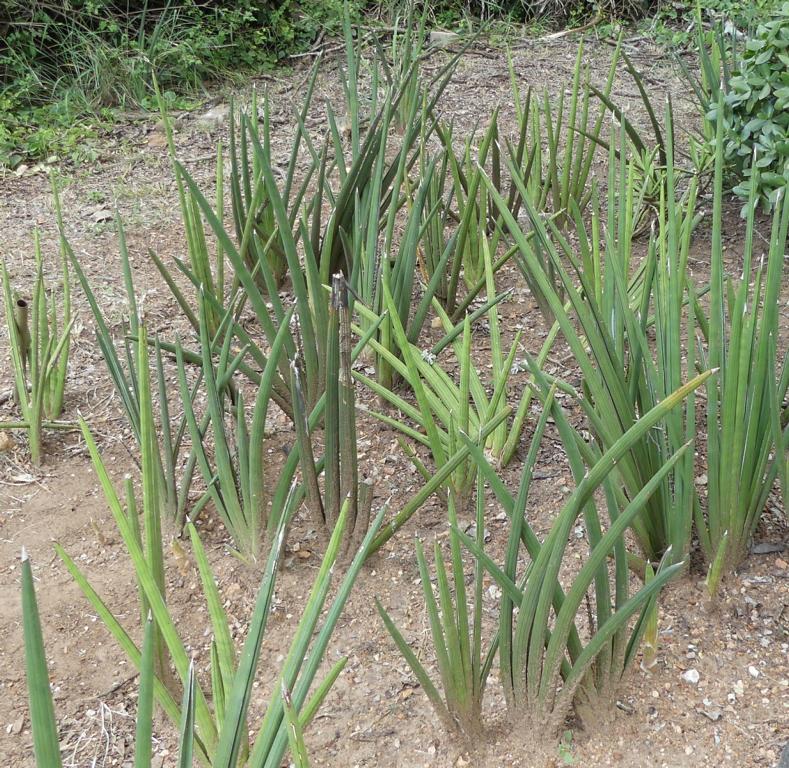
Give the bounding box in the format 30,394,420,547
748,665,759,679
487,585,501,600
733,679,745,696
682,669,700,685
197,104,229,130
0,432,13,452
430,30,460,47
91,207,112,224
776,558,788,570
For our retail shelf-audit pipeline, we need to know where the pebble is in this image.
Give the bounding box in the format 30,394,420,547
8,715,23,734
197,104,229,130
682,669,700,685
749,665,760,678
430,30,460,47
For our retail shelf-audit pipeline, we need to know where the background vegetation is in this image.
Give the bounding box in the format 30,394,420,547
0,0,356,165
1,0,784,167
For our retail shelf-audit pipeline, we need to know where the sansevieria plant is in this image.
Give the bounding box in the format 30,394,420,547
292,274,374,557
698,97,789,597
380,366,709,737
456,366,709,729
355,283,515,512
54,418,384,766
21,548,200,767
376,475,496,738
175,292,298,562
1,228,74,464
485,109,704,567
68,216,202,524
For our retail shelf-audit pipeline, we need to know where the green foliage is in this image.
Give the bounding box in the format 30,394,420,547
558,730,575,765
19,14,789,760
698,102,789,596
376,479,492,737
1,212,74,464
0,0,361,165
0,0,346,101
291,275,374,558
0,94,102,168
419,0,652,25
56,419,384,766
708,3,789,210
646,0,783,48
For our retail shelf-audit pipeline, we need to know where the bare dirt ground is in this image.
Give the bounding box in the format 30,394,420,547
1,32,787,768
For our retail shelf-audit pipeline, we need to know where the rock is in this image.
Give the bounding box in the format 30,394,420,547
198,104,229,130
682,668,700,685
0,432,13,452
91,207,113,224
776,742,789,768
147,130,168,148
430,30,459,47
751,541,785,554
